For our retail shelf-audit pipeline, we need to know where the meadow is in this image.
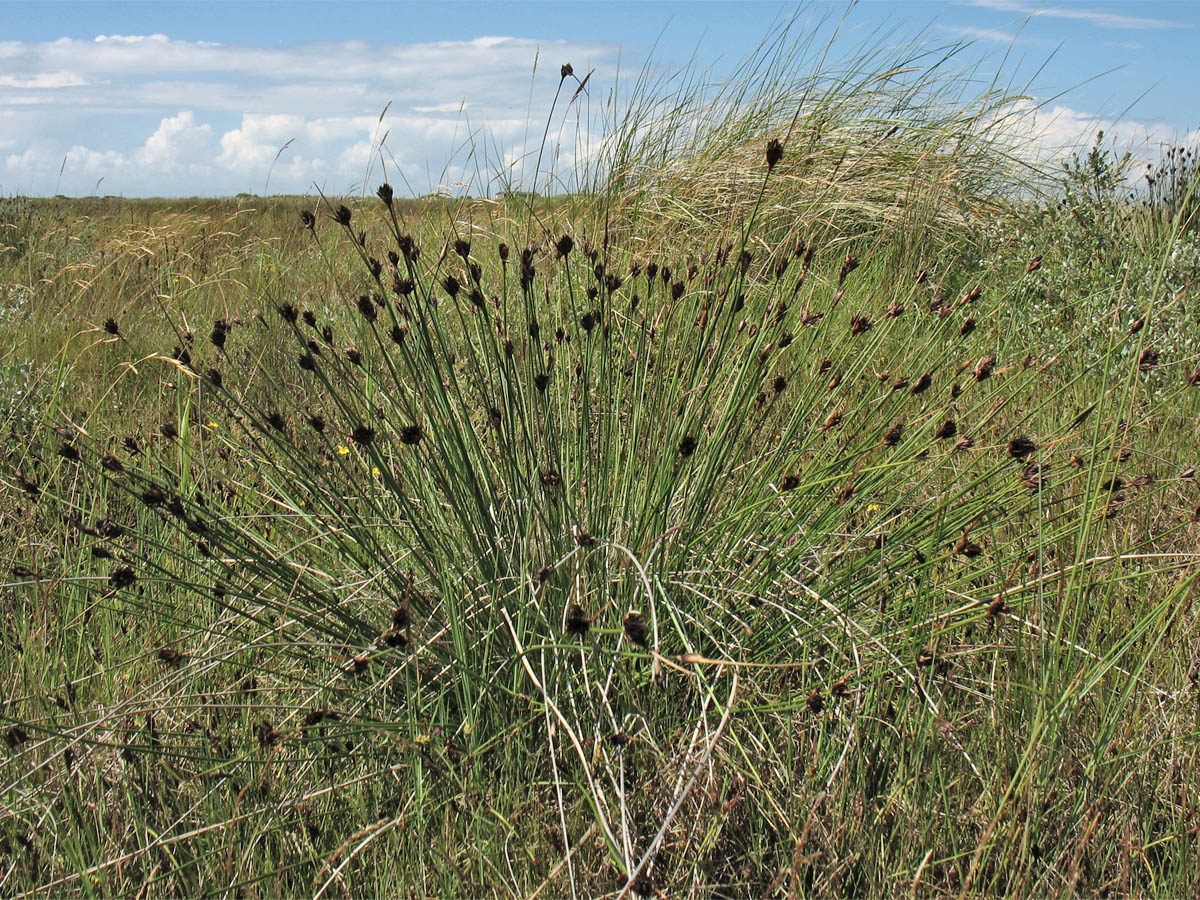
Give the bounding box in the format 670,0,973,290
2,33,1200,898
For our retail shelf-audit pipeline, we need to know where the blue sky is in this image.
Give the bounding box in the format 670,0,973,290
1,1,1195,197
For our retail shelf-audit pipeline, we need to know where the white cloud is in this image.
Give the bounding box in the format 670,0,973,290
0,32,615,195
992,98,1199,176
0,71,86,89
414,102,469,114
137,110,213,168
969,0,1186,30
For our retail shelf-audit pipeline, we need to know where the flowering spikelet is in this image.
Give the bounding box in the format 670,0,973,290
566,604,591,636
1008,435,1036,458
934,419,957,440
623,611,649,647
765,138,784,170
973,354,996,380
849,314,872,336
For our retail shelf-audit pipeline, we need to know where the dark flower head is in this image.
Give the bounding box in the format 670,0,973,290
267,412,286,431
278,303,299,323
766,138,784,170
376,183,393,206
333,204,352,227
454,238,471,260
566,603,590,636
623,611,649,648
555,234,574,259
561,63,573,79
442,276,460,299
934,419,957,440
103,318,120,336
351,425,375,445
300,210,316,230
206,368,223,387
400,424,422,445
345,348,362,366
59,442,81,462
1009,435,1037,458
679,434,698,457
109,566,136,588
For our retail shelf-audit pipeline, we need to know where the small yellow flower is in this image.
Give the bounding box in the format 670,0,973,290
372,466,381,476
206,421,219,429
337,445,351,455
866,503,882,514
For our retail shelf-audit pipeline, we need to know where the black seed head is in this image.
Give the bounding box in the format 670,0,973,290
109,566,136,589
301,210,316,230
333,204,352,227
103,318,120,336
399,424,422,445
934,420,957,440
59,442,81,462
278,303,299,323
1009,435,1037,459
376,183,393,206
766,138,784,170
351,425,375,445
679,435,698,457
267,412,286,431
623,611,649,648
566,603,590,636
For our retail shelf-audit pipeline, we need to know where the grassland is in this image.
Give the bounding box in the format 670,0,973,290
2,42,1200,898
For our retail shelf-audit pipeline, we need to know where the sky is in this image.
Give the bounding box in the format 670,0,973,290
0,0,1196,197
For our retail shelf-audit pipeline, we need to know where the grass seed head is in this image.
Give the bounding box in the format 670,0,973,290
766,138,784,170
623,611,649,647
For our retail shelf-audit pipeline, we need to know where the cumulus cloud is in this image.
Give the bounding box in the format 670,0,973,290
0,33,616,196
990,98,1199,179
